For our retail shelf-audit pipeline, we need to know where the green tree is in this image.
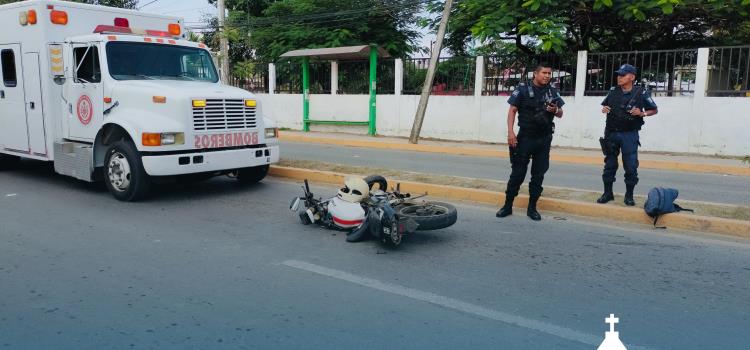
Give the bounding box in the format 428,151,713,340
428,0,750,56
202,0,423,65
232,59,256,79
96,0,138,8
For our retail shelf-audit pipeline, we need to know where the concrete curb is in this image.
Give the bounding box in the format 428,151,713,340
269,166,750,239
279,133,750,177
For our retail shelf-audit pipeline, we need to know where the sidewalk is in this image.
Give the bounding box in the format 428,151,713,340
279,131,750,177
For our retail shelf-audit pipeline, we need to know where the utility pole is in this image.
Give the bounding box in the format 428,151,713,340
217,0,230,83
409,0,453,144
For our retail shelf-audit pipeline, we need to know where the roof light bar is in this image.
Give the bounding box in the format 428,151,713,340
94,25,131,34
93,24,182,39
145,29,171,37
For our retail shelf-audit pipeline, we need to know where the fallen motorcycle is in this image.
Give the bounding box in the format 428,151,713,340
289,175,458,247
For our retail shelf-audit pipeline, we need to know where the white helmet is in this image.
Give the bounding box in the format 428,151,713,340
337,176,369,203
328,197,366,228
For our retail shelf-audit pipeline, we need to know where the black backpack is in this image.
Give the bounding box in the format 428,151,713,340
644,187,693,227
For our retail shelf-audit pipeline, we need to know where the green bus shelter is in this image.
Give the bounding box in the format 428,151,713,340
280,45,390,136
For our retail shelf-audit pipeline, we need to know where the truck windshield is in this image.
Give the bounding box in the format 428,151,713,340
106,42,218,82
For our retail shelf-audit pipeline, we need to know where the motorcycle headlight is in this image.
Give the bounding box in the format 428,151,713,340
265,128,278,139
290,197,301,211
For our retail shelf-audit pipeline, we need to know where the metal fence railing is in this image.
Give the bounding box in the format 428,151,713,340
308,61,331,94
376,58,396,95
337,59,396,94
273,60,329,94
707,46,750,97
228,63,268,93
586,49,699,96
483,54,576,96
274,60,301,94
246,48,749,97
403,57,475,95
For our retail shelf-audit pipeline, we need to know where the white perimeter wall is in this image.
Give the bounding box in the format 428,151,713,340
258,93,750,156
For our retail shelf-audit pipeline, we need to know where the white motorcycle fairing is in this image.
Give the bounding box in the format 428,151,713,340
328,197,366,229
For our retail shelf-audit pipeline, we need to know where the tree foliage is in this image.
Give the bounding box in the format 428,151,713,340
201,0,423,64
430,0,750,56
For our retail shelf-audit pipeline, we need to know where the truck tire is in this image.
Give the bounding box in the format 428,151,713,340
103,140,151,201
0,154,20,170
396,202,457,231
237,164,269,184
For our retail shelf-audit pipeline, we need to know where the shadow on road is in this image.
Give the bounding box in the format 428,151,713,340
1,158,270,202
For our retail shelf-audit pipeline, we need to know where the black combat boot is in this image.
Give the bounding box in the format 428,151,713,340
527,196,542,221
597,182,615,204
624,184,636,206
496,196,514,218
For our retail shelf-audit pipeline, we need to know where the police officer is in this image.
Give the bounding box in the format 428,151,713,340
496,63,564,221
597,64,658,206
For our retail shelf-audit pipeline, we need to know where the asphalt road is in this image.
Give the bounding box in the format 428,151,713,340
280,141,750,206
1,161,749,349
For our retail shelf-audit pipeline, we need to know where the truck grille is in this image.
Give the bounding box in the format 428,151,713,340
193,99,257,131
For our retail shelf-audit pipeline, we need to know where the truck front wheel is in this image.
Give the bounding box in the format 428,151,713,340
236,164,269,185
103,140,151,201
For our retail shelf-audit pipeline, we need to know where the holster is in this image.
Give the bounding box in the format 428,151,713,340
509,144,520,164
599,135,618,156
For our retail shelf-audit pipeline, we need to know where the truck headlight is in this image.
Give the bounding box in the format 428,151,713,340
142,132,184,146
161,132,184,145
265,128,278,138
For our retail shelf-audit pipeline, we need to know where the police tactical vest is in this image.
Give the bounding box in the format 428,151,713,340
517,83,556,135
605,86,645,132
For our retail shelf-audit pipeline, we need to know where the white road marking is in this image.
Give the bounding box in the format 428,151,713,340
281,260,651,349
6,193,17,197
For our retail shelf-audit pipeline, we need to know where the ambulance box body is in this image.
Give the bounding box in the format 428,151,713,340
0,0,279,201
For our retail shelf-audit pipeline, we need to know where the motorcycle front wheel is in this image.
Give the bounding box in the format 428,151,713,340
382,220,403,247
396,202,457,230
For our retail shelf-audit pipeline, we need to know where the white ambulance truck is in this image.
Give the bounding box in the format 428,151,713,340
0,0,279,201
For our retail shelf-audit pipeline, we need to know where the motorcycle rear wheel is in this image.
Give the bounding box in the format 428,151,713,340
396,202,457,231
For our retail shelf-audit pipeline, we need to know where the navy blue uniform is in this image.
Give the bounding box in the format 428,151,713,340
505,83,565,199
601,86,657,186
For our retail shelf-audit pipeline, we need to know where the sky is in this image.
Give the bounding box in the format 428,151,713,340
136,0,215,28
135,0,437,55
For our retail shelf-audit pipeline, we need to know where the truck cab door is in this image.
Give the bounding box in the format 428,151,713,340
64,43,103,142
0,44,30,153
